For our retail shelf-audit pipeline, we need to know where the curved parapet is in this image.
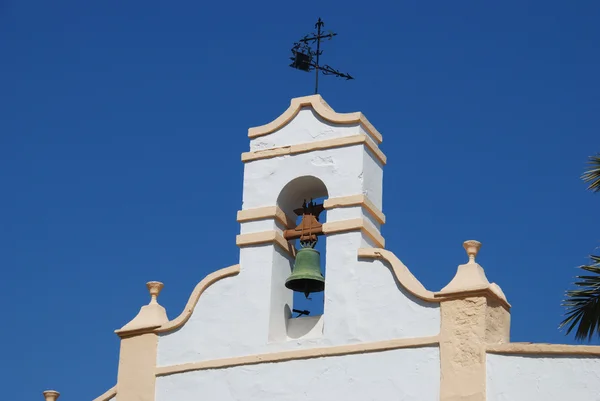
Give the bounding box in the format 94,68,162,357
156,265,241,333
359,246,510,308
92,386,116,401
358,248,438,303
248,95,382,144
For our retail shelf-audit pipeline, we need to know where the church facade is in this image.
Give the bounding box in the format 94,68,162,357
43,96,600,401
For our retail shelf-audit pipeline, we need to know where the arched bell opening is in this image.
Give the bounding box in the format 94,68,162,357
277,176,328,321
288,196,327,318
277,176,328,217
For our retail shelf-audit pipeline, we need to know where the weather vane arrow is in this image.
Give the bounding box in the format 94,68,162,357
289,18,354,94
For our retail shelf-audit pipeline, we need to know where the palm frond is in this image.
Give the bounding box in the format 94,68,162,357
560,255,600,341
582,154,600,193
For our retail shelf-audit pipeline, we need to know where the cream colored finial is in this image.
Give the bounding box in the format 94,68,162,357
43,390,60,401
147,281,164,304
437,239,510,305
438,240,489,294
115,281,168,336
463,240,481,263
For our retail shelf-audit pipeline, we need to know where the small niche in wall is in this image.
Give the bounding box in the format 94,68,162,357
275,176,329,341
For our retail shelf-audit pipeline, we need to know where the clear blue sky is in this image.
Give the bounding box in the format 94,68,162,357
1,1,599,400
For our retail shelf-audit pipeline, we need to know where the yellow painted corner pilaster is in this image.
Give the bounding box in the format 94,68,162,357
116,332,158,401
438,240,512,401
439,295,510,401
439,297,487,401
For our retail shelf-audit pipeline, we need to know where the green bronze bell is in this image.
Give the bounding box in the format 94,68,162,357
285,246,325,298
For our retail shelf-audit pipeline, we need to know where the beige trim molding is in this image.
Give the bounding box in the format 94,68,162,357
156,336,438,376
236,218,385,258
357,247,512,309
324,194,386,225
434,286,511,310
92,386,116,401
157,265,241,333
323,218,385,248
241,134,387,166
358,248,438,302
237,206,295,228
487,342,600,356
248,95,382,144
439,298,486,401
236,231,294,255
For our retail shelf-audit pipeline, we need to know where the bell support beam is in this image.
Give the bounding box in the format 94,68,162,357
283,199,325,243
283,226,323,241
236,217,386,255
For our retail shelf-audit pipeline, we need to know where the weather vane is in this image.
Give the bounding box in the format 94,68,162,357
289,18,354,94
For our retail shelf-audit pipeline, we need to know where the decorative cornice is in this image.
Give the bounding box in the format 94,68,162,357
156,336,438,376
237,206,295,228
92,386,116,401
235,218,385,254
241,134,387,166
248,95,382,144
434,286,511,310
324,194,386,225
487,342,600,356
236,231,294,255
358,248,438,303
323,218,385,248
156,265,241,333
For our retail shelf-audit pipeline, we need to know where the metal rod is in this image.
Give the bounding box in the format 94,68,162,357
299,33,336,43
315,18,323,94
288,18,353,93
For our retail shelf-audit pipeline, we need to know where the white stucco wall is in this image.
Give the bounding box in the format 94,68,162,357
361,146,384,210
242,146,366,210
324,232,440,343
156,346,440,401
157,245,276,366
268,246,294,343
157,104,439,369
157,231,440,366
239,219,282,234
327,205,381,231
249,107,369,151
487,353,600,400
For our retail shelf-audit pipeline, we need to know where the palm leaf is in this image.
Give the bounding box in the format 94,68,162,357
582,154,600,193
560,255,600,341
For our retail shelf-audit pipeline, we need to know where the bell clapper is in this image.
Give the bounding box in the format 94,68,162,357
293,309,311,317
